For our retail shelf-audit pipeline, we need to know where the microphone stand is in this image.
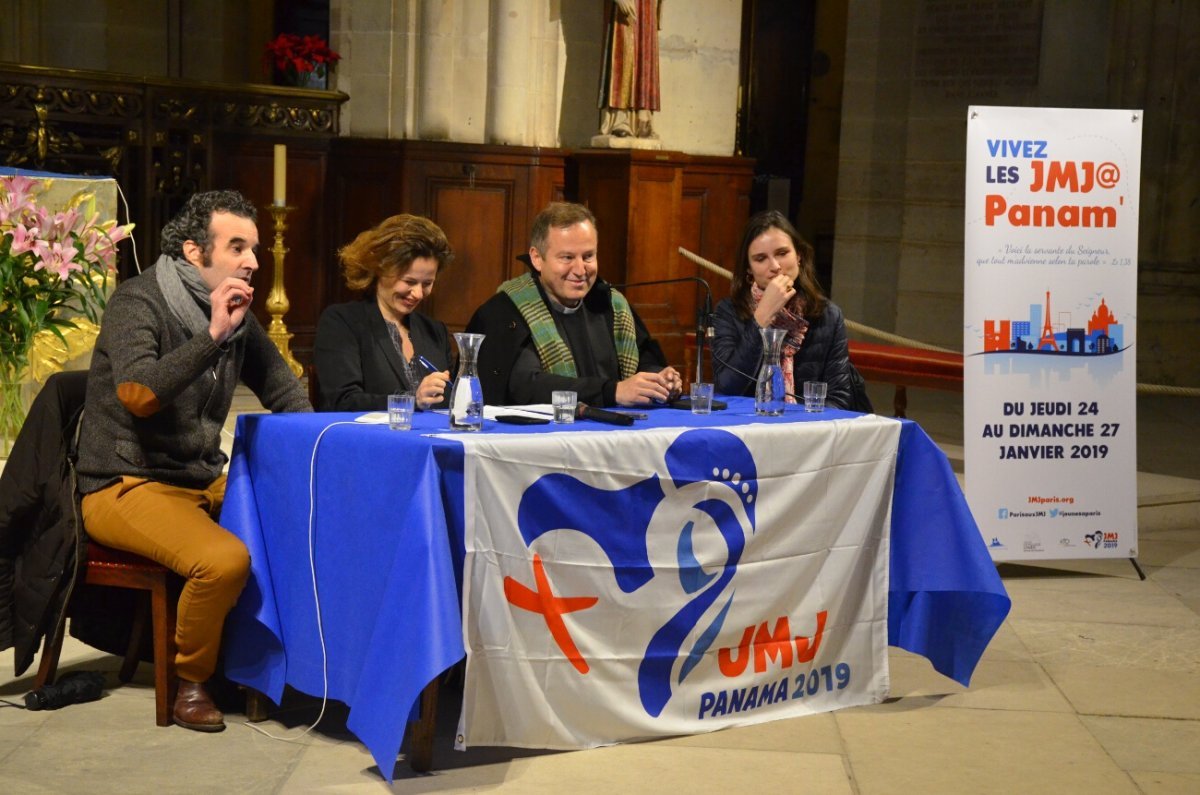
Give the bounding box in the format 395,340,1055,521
611,276,714,386
696,291,713,385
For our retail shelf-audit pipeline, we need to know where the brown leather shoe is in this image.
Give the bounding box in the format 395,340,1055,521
173,679,226,732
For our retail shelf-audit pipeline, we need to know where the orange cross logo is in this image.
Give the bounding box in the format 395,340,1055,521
504,554,598,674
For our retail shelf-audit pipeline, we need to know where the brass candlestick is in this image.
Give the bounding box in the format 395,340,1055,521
265,204,304,378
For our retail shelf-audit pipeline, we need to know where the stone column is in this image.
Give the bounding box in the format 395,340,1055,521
486,0,534,145
417,0,455,140
529,2,562,146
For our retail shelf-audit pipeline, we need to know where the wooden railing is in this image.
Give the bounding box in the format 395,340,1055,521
848,341,963,418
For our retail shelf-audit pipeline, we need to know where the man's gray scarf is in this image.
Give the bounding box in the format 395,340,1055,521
155,254,248,401
155,253,248,346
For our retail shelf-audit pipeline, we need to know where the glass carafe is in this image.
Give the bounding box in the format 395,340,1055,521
755,327,787,416
449,332,485,431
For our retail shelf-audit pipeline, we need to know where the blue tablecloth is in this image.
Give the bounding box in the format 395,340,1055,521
221,399,1010,779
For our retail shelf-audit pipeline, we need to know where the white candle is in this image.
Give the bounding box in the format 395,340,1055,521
273,144,287,206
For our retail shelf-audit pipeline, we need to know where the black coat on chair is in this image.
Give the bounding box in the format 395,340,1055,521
0,370,88,675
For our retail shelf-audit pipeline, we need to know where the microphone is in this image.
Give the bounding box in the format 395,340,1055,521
576,402,635,426
611,276,714,385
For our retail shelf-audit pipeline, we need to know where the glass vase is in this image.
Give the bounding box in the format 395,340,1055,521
449,333,485,432
754,327,787,417
0,362,29,458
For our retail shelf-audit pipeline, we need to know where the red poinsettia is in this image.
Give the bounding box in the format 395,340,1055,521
265,33,341,81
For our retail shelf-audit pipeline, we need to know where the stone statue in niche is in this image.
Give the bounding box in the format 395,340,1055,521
593,0,664,150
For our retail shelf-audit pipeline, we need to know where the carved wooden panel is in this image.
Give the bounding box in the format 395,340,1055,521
682,157,755,304
425,183,511,331
575,165,632,287
326,139,405,307
574,150,754,373
327,140,569,334
626,158,683,284
0,63,346,284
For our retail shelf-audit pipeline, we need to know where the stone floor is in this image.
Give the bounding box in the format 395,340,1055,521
2,385,1197,794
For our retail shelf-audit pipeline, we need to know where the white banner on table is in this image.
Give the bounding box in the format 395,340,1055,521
964,106,1141,561
456,417,901,749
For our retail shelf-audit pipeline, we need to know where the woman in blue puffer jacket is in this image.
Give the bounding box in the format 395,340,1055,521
712,210,858,410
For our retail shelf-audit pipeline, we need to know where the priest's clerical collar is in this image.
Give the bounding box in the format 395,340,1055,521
546,293,584,314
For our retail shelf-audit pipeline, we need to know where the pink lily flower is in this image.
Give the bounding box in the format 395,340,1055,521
7,223,39,255
0,175,39,217
50,208,82,240
33,240,83,281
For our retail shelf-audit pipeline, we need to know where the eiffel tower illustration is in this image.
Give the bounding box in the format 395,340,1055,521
1037,290,1059,351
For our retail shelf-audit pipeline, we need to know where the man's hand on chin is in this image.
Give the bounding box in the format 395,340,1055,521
208,277,254,345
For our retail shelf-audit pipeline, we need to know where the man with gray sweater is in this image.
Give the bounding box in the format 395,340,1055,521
76,190,310,732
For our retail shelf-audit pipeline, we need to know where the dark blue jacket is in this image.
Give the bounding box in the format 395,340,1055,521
711,298,855,410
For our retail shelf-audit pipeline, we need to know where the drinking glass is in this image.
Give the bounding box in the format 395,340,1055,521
552,390,577,424
803,381,828,413
388,393,416,430
690,382,714,415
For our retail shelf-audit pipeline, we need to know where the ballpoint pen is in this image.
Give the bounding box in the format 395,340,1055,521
416,355,441,374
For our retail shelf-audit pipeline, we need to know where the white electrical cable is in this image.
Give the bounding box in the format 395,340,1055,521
113,179,141,273
239,419,360,742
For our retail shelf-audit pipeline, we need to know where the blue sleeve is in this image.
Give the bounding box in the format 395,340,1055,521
711,299,761,396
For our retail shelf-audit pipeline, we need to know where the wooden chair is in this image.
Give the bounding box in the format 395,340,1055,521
36,541,178,726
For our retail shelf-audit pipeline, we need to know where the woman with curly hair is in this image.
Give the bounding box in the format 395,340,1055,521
314,214,454,411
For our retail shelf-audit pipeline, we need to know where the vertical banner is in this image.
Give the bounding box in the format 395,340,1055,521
964,106,1141,561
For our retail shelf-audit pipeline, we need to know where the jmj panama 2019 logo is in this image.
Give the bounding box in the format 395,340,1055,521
499,428,832,718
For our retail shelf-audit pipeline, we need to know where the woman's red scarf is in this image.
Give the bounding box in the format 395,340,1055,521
751,283,809,403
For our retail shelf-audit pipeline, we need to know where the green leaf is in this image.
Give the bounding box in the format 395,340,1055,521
44,322,69,346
